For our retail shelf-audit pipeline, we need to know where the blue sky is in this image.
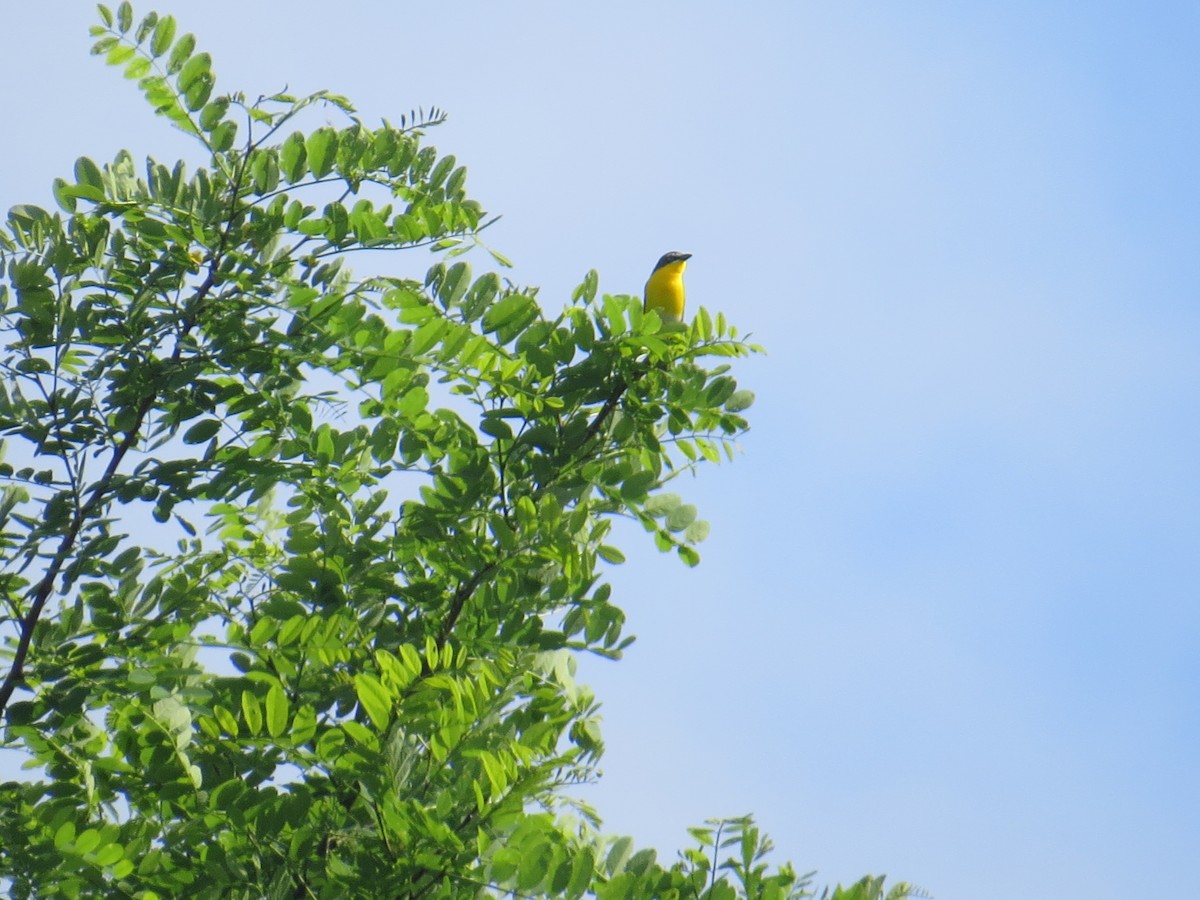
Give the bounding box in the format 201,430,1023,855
3,3,1198,897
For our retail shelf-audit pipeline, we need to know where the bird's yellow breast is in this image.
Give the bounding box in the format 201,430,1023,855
644,260,688,322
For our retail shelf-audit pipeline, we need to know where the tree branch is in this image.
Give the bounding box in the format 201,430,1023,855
0,268,219,718
577,377,628,450
0,391,156,715
435,560,499,650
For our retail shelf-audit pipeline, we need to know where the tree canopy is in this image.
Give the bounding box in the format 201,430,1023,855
0,5,913,898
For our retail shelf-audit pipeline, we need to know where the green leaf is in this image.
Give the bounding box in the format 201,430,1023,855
182,419,220,444
209,120,237,152
214,705,239,736
725,389,755,412
265,684,289,738
573,271,597,307
306,127,338,178
75,828,102,854
183,71,213,111
605,836,633,875
597,545,625,564
150,14,176,56
354,673,392,728
124,55,151,79
198,98,228,132
665,503,697,532
165,32,195,75
341,720,377,749
106,45,136,68
481,292,534,334
314,424,336,464
517,839,551,891
241,691,263,735
116,0,132,32
90,35,118,56
479,415,514,441
369,417,399,461
644,493,682,518
135,11,158,44
566,847,594,898
438,261,471,309
621,470,656,501
280,131,308,182
446,164,468,197
74,156,104,190
93,842,124,867
428,153,455,188
395,385,428,417
461,271,499,321
176,50,210,92
53,821,76,851
704,375,737,408
52,178,76,213
397,644,422,679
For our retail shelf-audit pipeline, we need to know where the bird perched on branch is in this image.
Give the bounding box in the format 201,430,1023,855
643,251,691,324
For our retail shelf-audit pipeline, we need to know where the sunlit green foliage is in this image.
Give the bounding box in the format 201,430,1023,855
0,4,914,897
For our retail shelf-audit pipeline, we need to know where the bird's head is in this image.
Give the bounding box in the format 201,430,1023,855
653,251,692,272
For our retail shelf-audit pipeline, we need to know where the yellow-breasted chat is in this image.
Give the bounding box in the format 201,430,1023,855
643,251,691,324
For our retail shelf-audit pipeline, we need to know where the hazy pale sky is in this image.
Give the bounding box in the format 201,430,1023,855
3,3,1198,897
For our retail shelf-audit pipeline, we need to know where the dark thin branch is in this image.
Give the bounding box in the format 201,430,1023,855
577,377,628,450
435,560,499,650
431,373,635,654
0,388,157,714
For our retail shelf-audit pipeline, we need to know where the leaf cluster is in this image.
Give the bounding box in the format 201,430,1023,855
0,5,916,899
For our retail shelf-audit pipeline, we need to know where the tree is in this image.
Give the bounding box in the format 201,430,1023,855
0,5,915,898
